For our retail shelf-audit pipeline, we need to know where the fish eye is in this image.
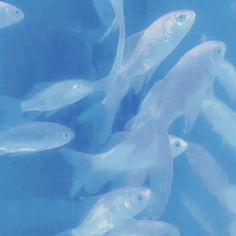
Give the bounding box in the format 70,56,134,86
175,140,181,148
63,132,70,139
137,194,143,201
15,10,19,15
175,14,187,24
216,48,222,55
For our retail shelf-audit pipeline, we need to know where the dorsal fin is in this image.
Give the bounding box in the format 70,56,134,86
122,30,144,66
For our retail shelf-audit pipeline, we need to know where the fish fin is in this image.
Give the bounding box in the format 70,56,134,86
122,30,144,66
59,148,94,198
99,17,118,43
77,103,116,147
183,104,201,133
23,82,54,100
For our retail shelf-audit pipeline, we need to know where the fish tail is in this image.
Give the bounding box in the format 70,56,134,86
59,148,94,198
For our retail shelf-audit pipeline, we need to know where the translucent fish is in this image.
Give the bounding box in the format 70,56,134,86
216,60,236,101
21,79,105,112
201,96,236,150
0,121,74,156
0,1,24,28
80,10,196,146
55,187,152,236
60,121,184,196
113,135,188,191
106,220,180,236
121,10,196,91
186,143,236,215
130,41,226,132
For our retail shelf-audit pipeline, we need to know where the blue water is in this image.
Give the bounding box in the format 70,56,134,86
1,0,236,235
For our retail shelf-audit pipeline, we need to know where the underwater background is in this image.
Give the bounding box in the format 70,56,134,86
1,0,236,235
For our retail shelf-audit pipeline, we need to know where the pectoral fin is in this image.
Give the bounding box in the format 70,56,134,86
122,31,144,66
184,105,201,133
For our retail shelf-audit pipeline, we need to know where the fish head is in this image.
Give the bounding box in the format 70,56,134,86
0,2,24,28
47,123,75,147
163,10,196,41
169,135,188,158
192,41,226,68
112,187,152,218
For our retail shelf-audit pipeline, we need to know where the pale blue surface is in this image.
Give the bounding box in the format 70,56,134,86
0,0,236,235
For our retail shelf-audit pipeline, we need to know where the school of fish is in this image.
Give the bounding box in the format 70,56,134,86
1,0,236,235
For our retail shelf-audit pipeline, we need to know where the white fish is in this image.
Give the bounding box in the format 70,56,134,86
0,1,24,28
130,41,226,132
60,122,186,197
130,41,226,220
0,121,74,156
55,187,152,236
111,135,187,192
186,143,236,215
106,220,180,236
201,95,236,151
216,60,236,101
21,79,103,112
79,10,196,146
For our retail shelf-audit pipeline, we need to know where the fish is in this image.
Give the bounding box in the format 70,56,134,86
55,187,152,236
21,79,104,112
201,95,236,151
110,135,188,191
78,10,196,147
129,41,226,220
186,143,236,215
0,1,24,28
60,121,186,197
0,121,74,156
105,219,180,236
129,41,227,132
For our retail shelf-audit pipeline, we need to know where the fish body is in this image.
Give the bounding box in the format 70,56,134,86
21,79,101,112
0,122,74,155
130,41,226,131
106,220,180,236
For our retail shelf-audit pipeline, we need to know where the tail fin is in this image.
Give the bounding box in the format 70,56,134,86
59,148,93,198
61,148,119,195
